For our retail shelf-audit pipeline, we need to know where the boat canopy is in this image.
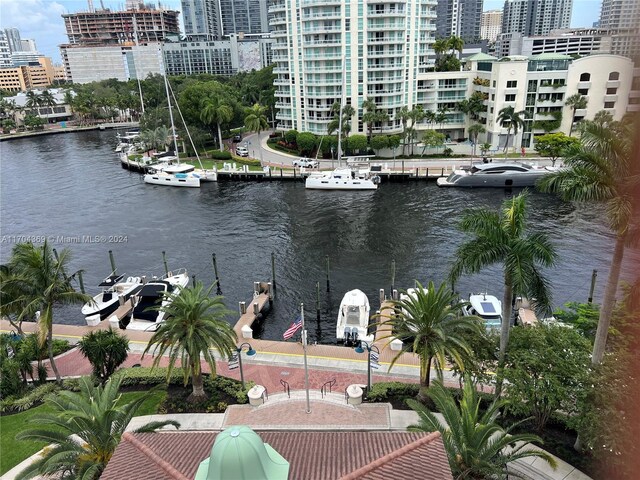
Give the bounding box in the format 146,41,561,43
99,274,124,287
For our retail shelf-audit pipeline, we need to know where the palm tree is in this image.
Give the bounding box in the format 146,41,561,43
398,106,411,156
378,281,483,399
16,376,179,480
24,91,41,115
497,106,526,157
244,103,269,164
6,241,88,382
433,38,449,57
78,328,129,384
39,90,57,115
362,97,378,140
407,379,557,479
447,35,464,56
200,97,233,152
408,106,425,155
467,123,486,157
565,93,588,137
538,119,638,364
450,192,557,360
142,282,237,402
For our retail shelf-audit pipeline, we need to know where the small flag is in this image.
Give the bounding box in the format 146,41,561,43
370,351,380,370
283,315,303,340
228,353,239,370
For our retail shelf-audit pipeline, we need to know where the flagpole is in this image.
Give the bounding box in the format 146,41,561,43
301,302,311,414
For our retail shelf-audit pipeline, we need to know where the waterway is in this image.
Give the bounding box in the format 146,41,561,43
0,130,632,343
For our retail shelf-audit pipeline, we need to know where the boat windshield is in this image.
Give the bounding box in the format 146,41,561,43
446,173,461,182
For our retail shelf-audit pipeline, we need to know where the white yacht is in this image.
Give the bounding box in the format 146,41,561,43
336,289,374,346
462,293,502,330
115,131,140,153
144,163,201,188
81,274,143,325
437,162,553,188
305,167,381,190
121,269,190,332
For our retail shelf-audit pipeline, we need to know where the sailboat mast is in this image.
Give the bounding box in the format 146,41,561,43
133,16,144,115
163,71,180,160
336,58,347,165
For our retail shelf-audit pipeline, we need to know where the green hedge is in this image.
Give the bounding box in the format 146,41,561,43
112,367,187,386
204,375,251,404
367,382,420,402
0,383,59,413
232,156,261,166
209,150,232,160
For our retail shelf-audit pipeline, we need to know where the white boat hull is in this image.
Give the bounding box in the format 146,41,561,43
306,177,378,190
144,173,201,187
335,289,373,345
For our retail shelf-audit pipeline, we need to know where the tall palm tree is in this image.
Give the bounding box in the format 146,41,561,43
468,123,486,157
497,106,526,157
39,90,57,115
565,93,588,137
538,119,638,364
447,35,464,55
200,97,233,152
244,103,269,164
398,106,411,156
16,376,179,480
362,97,378,140
142,282,237,401
378,281,483,399
24,91,41,115
6,241,88,382
450,192,557,359
408,106,425,155
407,379,557,479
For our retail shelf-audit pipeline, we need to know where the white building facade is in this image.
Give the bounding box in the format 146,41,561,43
481,9,503,43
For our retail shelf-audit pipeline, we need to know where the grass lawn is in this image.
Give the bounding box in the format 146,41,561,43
0,389,166,475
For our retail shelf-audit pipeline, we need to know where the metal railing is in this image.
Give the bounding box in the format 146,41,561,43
320,378,336,398
280,379,290,398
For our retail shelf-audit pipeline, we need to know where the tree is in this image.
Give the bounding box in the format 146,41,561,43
497,106,526,157
24,91,41,114
407,379,557,479
6,241,88,382
142,282,237,402
421,130,445,155
503,325,592,432
537,119,638,364
78,328,130,384
565,93,588,136
362,97,379,140
370,135,389,155
295,131,316,156
378,281,483,399
533,132,580,166
244,103,269,164
398,106,411,156
38,90,57,115
284,129,299,145
388,134,401,159
553,301,600,341
467,123,486,157
201,96,233,152
457,92,485,123
346,134,368,155
16,376,179,480
434,36,464,72
407,106,425,155
450,192,557,360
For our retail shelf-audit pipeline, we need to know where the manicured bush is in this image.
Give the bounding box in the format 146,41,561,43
210,150,232,160
296,132,317,156
112,367,187,386
284,129,299,144
205,375,251,404
367,381,420,403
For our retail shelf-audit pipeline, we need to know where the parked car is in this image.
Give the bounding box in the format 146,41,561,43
293,158,318,168
236,146,249,157
232,133,242,142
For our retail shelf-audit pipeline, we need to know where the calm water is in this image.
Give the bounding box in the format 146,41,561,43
0,130,631,342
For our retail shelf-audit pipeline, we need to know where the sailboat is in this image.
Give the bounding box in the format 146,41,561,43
305,62,380,190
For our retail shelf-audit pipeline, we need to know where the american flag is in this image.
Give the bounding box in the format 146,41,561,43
283,315,303,340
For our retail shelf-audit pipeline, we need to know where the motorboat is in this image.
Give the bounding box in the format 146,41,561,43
305,167,381,190
122,269,190,332
336,289,374,346
461,293,502,330
436,161,554,188
144,163,201,187
115,131,140,153
81,274,143,325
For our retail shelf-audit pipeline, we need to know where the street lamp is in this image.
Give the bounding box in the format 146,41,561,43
354,340,380,393
237,342,256,389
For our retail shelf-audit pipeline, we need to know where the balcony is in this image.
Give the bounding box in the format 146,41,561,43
368,63,403,70
268,2,286,13
367,8,406,17
607,80,621,88
301,0,342,5
302,25,342,33
577,81,591,89
269,16,287,26
367,37,404,44
302,12,341,20
273,78,291,85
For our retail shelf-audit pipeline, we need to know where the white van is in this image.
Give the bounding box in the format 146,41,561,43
236,146,249,157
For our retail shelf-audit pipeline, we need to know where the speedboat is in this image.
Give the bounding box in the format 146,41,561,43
336,289,374,346
81,274,143,325
122,269,190,331
436,161,554,188
144,163,201,187
305,167,381,190
115,131,140,153
461,293,502,330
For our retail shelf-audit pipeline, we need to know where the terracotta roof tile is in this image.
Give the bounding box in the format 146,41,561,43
102,431,453,480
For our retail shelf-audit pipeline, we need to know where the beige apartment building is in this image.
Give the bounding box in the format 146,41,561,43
0,57,55,92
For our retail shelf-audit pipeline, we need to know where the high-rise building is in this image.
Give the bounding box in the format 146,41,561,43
599,0,640,29
435,0,483,43
20,39,38,52
481,9,503,42
4,27,22,53
180,0,269,39
0,30,12,67
270,0,437,134
501,0,573,36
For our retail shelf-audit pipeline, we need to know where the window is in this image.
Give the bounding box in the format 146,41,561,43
607,87,618,95
493,80,496,87
609,71,619,81
506,80,517,88
604,101,615,108
505,94,516,102
579,72,591,81
578,88,589,95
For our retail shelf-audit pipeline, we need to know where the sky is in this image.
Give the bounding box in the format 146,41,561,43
1,0,602,64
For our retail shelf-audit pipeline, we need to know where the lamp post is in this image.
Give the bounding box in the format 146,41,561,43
354,340,380,393
236,342,256,389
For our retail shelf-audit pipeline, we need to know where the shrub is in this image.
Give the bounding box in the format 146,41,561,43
78,328,129,384
367,382,420,402
113,367,187,386
284,129,299,144
0,382,59,413
205,375,251,404
0,358,22,399
443,147,454,157
210,150,232,160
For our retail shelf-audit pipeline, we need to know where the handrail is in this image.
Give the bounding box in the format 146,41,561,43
280,379,290,398
320,378,336,398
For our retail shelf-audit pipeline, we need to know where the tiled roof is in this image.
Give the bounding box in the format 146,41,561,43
102,431,452,480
